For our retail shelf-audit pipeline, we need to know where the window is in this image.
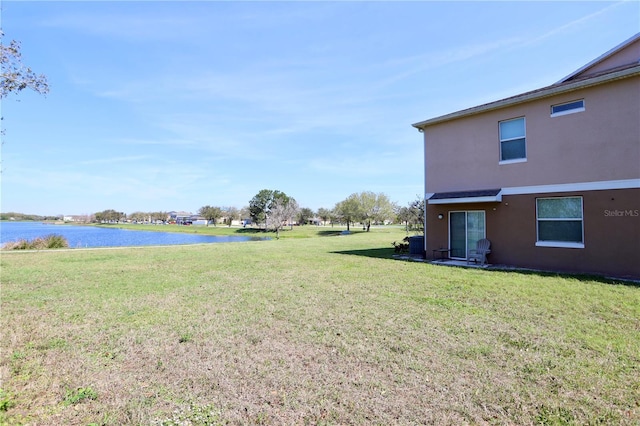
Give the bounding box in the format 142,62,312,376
551,99,585,117
499,117,526,163
536,197,584,248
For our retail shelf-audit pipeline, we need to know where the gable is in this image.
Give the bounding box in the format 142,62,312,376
559,32,640,83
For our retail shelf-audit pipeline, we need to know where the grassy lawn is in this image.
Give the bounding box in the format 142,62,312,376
1,226,638,425
92,222,348,238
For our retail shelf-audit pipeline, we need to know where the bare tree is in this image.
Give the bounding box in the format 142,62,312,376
249,189,293,230
1,32,49,99
267,198,299,239
1,32,49,172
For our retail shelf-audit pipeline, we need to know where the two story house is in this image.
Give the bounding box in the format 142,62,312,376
412,33,640,279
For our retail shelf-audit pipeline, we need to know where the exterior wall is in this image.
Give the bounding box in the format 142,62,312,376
423,76,640,194
419,38,639,279
425,188,640,279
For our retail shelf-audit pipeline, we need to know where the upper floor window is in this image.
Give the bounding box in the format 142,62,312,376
551,99,585,117
499,117,526,164
536,196,584,248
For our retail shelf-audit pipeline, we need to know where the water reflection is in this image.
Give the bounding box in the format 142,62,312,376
0,222,269,248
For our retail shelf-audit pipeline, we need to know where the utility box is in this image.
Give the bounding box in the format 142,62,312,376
408,235,425,257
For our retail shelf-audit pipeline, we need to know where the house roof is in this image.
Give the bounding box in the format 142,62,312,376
428,188,502,205
412,33,640,130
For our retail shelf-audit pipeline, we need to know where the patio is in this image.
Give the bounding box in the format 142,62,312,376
392,253,497,270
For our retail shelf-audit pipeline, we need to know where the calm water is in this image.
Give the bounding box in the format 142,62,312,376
0,222,265,248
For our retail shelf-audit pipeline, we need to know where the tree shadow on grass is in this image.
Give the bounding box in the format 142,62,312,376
331,247,397,260
234,228,269,235
317,230,345,237
317,230,367,237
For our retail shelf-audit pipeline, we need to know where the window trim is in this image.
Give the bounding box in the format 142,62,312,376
551,99,585,117
535,196,585,249
499,117,526,164
499,158,527,165
535,241,585,249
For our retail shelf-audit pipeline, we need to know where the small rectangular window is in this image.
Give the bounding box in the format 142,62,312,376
536,197,584,248
499,117,526,163
551,99,585,117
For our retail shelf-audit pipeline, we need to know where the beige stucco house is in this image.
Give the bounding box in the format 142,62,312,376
412,33,640,279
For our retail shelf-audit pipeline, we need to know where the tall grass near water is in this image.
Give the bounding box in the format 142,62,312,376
1,227,638,425
1,234,69,250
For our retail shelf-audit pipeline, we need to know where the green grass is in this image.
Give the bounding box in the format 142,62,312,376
95,222,348,238
1,226,638,425
64,387,98,406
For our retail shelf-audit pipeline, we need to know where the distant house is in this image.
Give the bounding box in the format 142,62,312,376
168,211,193,225
191,216,208,226
412,33,640,279
63,214,92,223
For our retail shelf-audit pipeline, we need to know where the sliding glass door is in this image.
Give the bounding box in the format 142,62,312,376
449,211,485,259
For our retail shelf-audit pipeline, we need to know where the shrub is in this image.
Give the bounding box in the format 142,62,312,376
1,234,69,250
1,239,30,250
41,234,69,249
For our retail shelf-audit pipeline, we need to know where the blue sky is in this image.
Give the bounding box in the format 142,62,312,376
1,1,638,216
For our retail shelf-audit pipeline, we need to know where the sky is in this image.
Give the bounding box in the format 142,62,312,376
1,1,638,217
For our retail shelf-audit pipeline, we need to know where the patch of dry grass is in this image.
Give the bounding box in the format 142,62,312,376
1,234,69,250
1,227,639,425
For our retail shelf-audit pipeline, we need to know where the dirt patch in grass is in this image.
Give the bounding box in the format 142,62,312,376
2,229,639,424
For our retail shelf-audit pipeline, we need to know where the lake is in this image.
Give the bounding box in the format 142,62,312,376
0,222,266,248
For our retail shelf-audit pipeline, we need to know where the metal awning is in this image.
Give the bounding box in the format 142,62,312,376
428,189,502,205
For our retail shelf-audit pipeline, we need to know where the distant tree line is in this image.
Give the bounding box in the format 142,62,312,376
128,211,171,223
4,191,425,235
333,191,395,232
94,209,127,223
0,212,61,221
245,189,424,234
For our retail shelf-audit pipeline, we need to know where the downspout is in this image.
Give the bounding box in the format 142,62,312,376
419,126,427,258
423,192,427,257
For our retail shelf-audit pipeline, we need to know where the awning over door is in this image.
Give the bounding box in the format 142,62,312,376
428,188,502,205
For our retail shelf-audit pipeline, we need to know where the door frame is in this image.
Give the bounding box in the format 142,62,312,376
448,210,486,260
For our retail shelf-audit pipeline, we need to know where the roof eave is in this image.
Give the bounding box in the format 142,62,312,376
412,65,640,130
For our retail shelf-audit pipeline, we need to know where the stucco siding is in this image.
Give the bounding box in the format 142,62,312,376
425,188,640,279
419,36,639,279
424,76,640,193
